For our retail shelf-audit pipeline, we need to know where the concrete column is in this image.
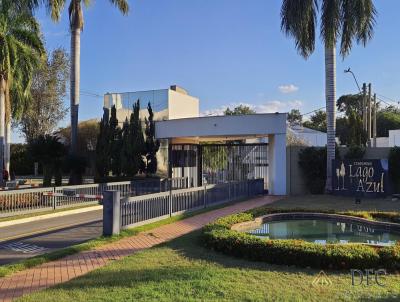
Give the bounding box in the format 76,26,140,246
268,134,286,195
103,190,120,236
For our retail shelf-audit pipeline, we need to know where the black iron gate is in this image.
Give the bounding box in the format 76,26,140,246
169,143,268,189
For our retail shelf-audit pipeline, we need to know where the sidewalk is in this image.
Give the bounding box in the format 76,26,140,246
0,195,280,301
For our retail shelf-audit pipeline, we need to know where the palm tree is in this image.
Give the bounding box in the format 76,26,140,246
0,1,45,183
281,0,376,192
29,0,129,184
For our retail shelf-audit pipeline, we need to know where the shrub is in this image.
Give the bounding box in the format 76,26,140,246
344,145,365,159
389,147,400,193
10,144,35,176
203,209,400,270
298,147,326,194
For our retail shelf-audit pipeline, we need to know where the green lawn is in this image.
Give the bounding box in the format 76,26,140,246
18,230,400,302
268,195,400,212
16,195,400,301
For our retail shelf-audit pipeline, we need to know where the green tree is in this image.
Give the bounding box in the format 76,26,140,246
28,135,66,186
281,0,377,191
129,100,145,176
95,108,110,179
0,1,45,183
303,110,327,132
17,48,69,142
337,94,363,116
336,94,367,146
376,106,400,137
27,0,129,183
287,109,302,126
224,105,256,115
144,102,160,175
120,118,133,176
109,105,122,176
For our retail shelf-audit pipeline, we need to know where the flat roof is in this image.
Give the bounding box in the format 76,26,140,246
155,113,287,139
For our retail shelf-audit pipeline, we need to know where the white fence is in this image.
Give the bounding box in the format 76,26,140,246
0,177,190,217
119,179,264,229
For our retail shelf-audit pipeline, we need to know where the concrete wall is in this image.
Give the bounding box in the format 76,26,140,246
389,129,400,147
287,146,391,195
168,90,199,119
155,113,287,139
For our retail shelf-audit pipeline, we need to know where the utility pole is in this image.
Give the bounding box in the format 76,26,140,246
373,93,377,147
367,83,372,143
362,83,367,133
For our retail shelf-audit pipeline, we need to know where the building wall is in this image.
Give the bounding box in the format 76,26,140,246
168,90,199,119
103,88,199,176
389,129,400,147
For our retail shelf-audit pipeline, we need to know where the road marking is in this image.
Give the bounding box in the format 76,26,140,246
0,219,102,243
0,242,48,254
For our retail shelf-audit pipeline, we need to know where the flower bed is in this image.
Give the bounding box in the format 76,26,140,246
202,207,400,270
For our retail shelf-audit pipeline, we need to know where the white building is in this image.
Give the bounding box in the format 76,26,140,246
372,130,400,147
287,125,327,147
103,85,199,174
389,129,400,147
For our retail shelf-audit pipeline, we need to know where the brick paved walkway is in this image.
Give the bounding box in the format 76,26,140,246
0,196,280,301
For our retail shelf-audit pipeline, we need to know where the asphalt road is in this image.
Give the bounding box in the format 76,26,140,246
0,210,103,265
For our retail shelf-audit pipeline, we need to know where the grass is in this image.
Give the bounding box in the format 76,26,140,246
0,200,242,278
268,195,400,212
0,204,100,223
8,194,400,301
17,231,400,302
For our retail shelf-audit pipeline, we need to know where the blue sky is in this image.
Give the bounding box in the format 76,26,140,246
14,0,399,141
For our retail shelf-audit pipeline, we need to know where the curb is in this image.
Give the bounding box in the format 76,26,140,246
0,205,103,228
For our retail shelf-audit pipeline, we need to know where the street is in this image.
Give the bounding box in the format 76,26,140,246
0,210,102,265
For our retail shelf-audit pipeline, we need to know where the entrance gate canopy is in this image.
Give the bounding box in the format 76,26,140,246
155,113,287,195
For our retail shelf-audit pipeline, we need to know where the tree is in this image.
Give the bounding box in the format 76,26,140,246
120,118,133,176
287,109,302,126
335,94,367,146
145,102,160,175
27,0,129,183
0,1,45,183
337,94,363,116
303,110,327,132
281,0,377,191
130,100,145,175
17,48,69,142
95,108,110,179
376,106,400,137
109,105,122,176
58,119,100,155
224,105,256,115
28,135,66,186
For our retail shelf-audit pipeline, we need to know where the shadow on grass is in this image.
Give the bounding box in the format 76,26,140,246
20,230,399,302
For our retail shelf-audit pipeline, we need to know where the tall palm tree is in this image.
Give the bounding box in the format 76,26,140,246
29,0,129,184
0,1,45,183
281,0,376,192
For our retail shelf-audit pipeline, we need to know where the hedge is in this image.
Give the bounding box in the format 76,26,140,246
203,208,400,270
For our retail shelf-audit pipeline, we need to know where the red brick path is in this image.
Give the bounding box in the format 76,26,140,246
0,196,280,301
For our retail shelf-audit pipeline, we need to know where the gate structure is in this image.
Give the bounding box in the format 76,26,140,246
155,113,287,195
169,143,268,190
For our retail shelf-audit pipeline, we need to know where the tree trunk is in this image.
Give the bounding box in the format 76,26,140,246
324,45,336,192
5,119,10,179
0,77,5,185
70,27,80,154
69,26,81,185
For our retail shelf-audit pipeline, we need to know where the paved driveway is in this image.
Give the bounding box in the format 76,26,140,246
0,210,102,265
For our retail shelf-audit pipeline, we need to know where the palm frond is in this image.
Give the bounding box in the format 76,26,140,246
109,0,129,15
281,0,318,58
320,0,341,49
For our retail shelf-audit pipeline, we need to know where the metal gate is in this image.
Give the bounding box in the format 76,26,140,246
169,143,268,189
